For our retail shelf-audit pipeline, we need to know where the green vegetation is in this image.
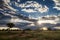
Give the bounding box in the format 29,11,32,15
0,31,60,40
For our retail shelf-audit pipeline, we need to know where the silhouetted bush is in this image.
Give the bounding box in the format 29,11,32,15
7,23,15,28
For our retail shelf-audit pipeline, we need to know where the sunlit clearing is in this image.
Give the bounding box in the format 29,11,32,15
40,27,48,30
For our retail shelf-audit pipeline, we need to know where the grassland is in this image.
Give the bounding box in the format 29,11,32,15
0,30,60,40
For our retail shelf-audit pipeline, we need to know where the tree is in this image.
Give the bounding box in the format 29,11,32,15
6,23,15,31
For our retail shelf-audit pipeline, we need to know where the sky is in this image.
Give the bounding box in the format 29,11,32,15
0,0,60,29
2,0,60,18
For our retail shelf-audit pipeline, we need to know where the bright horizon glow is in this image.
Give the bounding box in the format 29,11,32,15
37,19,57,24
0,27,20,30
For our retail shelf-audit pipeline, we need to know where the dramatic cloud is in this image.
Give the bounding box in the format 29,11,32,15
4,0,49,13
19,1,49,13
19,1,41,8
53,0,60,10
4,0,18,11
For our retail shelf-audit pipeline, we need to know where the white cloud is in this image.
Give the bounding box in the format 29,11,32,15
21,9,37,13
19,1,49,13
17,0,20,2
4,0,18,11
36,5,49,13
19,1,41,8
43,0,45,1
53,7,60,10
4,0,49,13
53,0,60,10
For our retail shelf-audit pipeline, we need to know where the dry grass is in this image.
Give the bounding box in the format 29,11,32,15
0,30,60,40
